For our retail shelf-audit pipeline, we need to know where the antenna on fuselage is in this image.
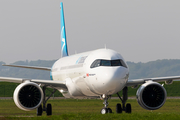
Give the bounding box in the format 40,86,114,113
104,44,107,49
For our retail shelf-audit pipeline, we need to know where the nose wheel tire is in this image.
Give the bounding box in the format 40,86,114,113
107,108,112,113
101,107,112,114
101,108,108,114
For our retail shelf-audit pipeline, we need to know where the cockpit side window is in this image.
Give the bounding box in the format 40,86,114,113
90,60,101,68
90,59,127,68
120,60,127,68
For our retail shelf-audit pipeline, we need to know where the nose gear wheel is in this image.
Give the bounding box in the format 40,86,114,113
100,95,112,114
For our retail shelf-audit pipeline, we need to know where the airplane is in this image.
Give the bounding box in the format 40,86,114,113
1,2,180,116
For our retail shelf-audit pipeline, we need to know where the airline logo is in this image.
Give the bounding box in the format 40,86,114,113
61,26,67,57
86,73,96,77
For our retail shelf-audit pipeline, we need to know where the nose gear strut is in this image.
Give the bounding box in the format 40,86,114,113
100,95,112,114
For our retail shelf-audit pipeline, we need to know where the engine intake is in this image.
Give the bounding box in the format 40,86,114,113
136,81,167,110
13,81,43,111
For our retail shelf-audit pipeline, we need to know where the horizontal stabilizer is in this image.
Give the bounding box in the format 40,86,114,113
2,64,51,71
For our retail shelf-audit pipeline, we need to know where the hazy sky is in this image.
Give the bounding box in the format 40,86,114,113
0,0,180,64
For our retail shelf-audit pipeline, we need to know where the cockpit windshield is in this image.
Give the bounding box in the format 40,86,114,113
90,59,127,68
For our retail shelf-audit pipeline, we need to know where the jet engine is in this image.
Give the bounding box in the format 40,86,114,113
136,81,167,110
13,81,43,111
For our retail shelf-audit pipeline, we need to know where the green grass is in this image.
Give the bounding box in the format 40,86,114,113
0,81,180,119
1,99,180,120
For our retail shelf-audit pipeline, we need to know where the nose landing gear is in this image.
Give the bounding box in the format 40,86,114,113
100,95,112,114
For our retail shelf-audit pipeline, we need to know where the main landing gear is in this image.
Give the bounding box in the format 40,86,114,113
37,86,57,116
100,87,131,114
116,87,131,113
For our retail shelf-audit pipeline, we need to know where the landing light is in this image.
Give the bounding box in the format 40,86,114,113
102,94,106,99
60,89,63,93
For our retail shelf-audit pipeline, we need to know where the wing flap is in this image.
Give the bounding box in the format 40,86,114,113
0,77,23,83
127,76,180,86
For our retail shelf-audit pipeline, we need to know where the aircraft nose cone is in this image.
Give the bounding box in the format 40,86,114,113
94,67,129,95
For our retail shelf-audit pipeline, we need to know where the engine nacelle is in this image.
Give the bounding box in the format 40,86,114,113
13,81,43,111
136,81,167,110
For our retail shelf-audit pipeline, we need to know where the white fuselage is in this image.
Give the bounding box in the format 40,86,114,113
51,49,129,98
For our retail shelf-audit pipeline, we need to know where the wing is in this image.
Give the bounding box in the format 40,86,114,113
2,64,51,71
127,76,180,86
0,77,67,90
